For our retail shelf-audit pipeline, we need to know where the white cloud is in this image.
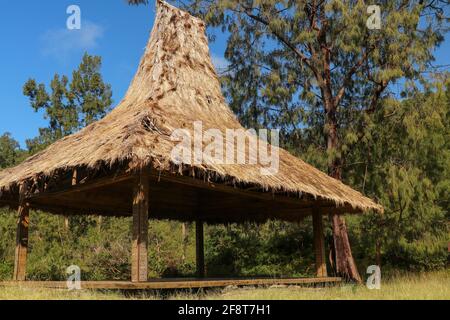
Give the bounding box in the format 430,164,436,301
41,21,104,61
211,54,229,73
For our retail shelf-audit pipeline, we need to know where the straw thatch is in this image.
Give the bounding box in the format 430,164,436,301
0,0,382,219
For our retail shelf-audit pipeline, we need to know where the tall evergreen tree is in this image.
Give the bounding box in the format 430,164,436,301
140,0,448,281
23,53,113,153
0,133,23,169
351,78,449,270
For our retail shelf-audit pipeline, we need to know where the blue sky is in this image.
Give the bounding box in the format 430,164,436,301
0,0,228,147
0,1,448,147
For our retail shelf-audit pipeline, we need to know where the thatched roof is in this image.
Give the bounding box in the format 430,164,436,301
0,0,382,216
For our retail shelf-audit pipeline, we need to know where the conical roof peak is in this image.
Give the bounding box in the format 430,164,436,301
123,0,215,105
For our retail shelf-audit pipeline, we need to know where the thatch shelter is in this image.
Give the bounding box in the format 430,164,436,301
0,0,382,287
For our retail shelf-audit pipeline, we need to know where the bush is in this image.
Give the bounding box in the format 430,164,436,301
385,236,448,271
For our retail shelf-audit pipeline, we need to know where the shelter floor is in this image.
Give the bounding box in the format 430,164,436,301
0,277,341,290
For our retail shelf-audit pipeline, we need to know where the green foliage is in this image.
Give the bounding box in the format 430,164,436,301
23,53,112,153
386,235,447,271
0,210,15,280
147,221,196,277
349,81,450,271
0,133,26,169
206,221,315,277
0,211,130,281
0,210,199,280
174,0,449,273
178,0,446,145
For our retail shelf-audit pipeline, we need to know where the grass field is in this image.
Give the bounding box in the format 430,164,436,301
0,270,448,300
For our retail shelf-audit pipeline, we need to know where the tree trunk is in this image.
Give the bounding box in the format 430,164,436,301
329,213,362,282
375,239,381,267
325,101,362,283
97,216,103,231
181,222,188,263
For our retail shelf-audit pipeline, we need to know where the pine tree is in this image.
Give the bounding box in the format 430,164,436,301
161,0,448,281
352,78,449,270
23,53,113,153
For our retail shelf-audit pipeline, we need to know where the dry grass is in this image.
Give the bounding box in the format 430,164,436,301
0,287,123,300
1,270,448,300
212,270,450,300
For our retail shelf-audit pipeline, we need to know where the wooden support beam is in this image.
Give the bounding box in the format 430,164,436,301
13,183,30,281
150,173,363,214
312,210,327,277
195,220,205,278
27,172,132,200
152,173,314,206
131,170,149,282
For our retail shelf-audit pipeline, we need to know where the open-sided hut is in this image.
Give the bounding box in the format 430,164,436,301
0,0,382,287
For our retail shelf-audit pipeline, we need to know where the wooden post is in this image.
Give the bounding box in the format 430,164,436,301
64,169,78,230
131,170,149,282
195,220,205,278
312,210,327,277
13,183,30,281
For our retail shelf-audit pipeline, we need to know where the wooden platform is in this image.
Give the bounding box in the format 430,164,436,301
0,277,341,290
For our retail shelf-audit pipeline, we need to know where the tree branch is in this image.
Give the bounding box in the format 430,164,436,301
237,7,316,75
